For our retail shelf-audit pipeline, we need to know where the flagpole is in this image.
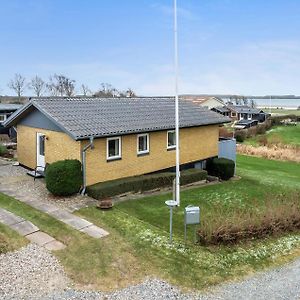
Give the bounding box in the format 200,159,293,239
174,0,180,206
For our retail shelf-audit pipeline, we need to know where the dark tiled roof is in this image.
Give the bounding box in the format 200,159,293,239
228,105,264,114
213,106,231,113
5,97,230,140
236,119,258,125
0,104,22,111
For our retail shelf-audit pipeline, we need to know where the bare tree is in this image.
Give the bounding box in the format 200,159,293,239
47,74,76,96
126,88,136,97
28,75,45,97
81,84,91,96
250,99,257,108
94,83,117,97
8,73,26,100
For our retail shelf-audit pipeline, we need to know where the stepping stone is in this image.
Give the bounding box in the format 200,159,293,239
0,208,24,226
44,240,66,251
80,225,109,238
11,220,39,236
26,231,55,246
29,201,59,213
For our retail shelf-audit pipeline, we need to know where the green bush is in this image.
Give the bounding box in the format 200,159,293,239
207,157,235,181
45,159,82,196
235,131,246,142
87,169,207,199
0,145,7,156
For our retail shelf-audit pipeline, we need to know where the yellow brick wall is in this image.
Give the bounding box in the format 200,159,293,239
17,125,81,169
83,125,219,186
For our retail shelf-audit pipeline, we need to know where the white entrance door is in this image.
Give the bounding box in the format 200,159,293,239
36,133,46,171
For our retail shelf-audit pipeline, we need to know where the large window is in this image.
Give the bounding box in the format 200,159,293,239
167,130,176,149
107,137,121,160
137,133,149,155
0,114,6,123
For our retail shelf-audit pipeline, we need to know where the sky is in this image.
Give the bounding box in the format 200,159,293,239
1,0,300,96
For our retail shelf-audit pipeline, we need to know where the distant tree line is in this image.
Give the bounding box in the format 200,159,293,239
228,95,257,108
5,73,136,101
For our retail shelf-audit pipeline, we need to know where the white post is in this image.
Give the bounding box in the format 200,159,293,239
174,0,180,206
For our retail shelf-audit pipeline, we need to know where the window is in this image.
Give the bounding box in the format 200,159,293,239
0,114,6,123
107,137,121,160
167,130,176,149
39,135,45,156
137,133,149,155
231,112,236,117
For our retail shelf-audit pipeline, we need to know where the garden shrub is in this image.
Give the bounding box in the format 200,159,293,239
235,130,246,142
0,145,7,156
45,159,82,196
206,157,235,180
87,169,207,199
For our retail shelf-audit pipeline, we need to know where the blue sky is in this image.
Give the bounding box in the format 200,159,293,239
1,0,300,96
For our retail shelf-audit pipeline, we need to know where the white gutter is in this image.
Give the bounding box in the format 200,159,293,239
81,136,94,195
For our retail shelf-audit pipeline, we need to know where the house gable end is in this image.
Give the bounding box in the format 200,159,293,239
19,108,63,132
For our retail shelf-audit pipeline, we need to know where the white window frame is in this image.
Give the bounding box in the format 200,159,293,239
106,136,121,161
0,114,7,123
137,133,149,155
167,130,176,150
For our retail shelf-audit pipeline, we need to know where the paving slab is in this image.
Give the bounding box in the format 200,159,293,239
0,208,24,226
11,220,39,236
44,240,66,251
28,201,59,213
79,225,109,238
26,231,55,246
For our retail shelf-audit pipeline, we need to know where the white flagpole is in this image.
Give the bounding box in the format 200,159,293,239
174,0,180,206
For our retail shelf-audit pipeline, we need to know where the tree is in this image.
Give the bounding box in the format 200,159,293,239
125,88,136,97
8,73,26,100
28,75,45,97
81,84,91,96
250,99,257,108
94,83,118,97
47,74,76,96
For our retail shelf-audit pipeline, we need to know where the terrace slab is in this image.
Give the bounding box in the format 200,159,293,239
0,208,24,226
11,220,39,236
26,231,55,246
44,240,66,251
79,225,109,238
28,201,59,213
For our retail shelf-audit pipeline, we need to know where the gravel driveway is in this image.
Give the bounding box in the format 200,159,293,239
1,243,299,300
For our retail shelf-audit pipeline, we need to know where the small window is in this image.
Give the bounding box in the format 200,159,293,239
137,133,149,155
231,112,236,117
167,130,176,149
0,114,6,123
107,137,121,160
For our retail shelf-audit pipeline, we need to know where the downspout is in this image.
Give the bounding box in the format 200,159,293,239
81,136,94,195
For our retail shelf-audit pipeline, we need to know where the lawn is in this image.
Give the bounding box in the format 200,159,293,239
0,223,28,254
245,124,300,147
1,155,300,291
270,108,300,116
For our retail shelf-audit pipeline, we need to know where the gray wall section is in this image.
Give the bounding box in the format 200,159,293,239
19,108,63,132
218,138,236,162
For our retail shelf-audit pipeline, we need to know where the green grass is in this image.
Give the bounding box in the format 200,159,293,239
0,223,28,253
1,155,300,291
270,108,300,116
245,124,300,146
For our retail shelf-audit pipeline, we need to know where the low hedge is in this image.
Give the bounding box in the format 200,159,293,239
87,168,207,199
45,159,83,196
207,157,235,181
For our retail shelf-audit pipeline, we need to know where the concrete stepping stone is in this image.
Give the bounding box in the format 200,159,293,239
44,240,66,251
0,208,24,226
28,201,59,213
80,225,109,238
11,220,39,236
26,231,55,246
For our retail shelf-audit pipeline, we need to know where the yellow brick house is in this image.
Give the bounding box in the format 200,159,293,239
4,97,230,190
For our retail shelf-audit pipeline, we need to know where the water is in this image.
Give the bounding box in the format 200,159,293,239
220,98,300,109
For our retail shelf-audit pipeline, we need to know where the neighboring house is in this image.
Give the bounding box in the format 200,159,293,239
4,97,230,187
0,104,22,136
233,119,259,129
213,105,269,122
182,96,225,110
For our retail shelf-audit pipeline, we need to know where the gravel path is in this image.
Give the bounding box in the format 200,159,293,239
0,244,69,300
44,258,300,300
